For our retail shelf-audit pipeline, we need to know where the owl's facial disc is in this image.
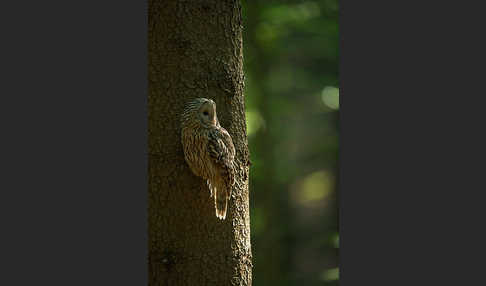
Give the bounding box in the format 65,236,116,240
199,102,216,126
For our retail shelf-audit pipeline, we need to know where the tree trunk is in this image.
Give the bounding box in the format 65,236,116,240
148,1,251,285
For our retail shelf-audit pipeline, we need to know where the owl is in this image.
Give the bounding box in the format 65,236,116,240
181,98,236,220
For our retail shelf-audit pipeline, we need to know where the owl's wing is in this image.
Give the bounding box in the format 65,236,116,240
219,127,236,161
207,127,235,187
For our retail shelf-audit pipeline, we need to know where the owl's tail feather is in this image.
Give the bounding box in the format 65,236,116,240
215,188,228,220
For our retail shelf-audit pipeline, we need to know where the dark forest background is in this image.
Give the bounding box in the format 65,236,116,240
242,0,339,285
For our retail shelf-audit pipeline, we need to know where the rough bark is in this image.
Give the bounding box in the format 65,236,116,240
148,0,251,285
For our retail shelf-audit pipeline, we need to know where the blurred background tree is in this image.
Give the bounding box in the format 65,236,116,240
242,0,339,285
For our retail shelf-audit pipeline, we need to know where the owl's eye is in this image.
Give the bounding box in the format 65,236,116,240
203,111,209,116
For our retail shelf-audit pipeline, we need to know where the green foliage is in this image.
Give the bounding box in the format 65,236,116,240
242,0,339,285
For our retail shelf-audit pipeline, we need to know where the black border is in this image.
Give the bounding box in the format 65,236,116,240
0,1,147,284
341,0,486,285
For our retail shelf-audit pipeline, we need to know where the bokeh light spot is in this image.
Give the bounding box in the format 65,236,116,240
332,233,339,248
296,170,334,205
321,86,339,110
246,109,265,136
321,267,339,281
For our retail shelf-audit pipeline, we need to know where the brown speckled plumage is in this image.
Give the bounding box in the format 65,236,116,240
181,98,236,220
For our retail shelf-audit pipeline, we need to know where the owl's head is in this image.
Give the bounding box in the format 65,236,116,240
182,98,219,128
